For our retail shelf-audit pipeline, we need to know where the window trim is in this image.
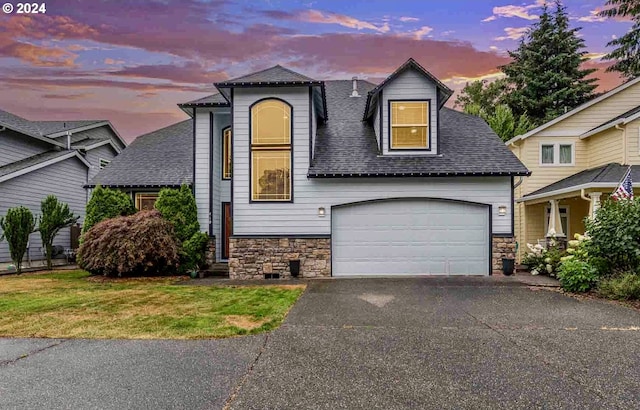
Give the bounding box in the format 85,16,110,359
538,142,575,167
248,97,294,203
544,205,570,237
134,192,159,210
98,158,111,169
222,126,232,180
387,99,432,152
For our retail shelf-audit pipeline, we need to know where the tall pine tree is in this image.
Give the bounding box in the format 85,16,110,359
501,1,597,124
600,0,640,78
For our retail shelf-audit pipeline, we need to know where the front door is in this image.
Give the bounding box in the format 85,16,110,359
222,202,231,259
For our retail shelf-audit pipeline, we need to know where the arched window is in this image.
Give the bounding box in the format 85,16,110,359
250,99,292,201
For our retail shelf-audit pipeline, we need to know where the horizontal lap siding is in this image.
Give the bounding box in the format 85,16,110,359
84,144,118,180
0,130,50,167
381,70,438,155
587,128,623,168
213,112,231,260
233,87,512,236
0,158,87,262
518,136,587,195
625,119,640,165
194,108,212,235
539,83,640,136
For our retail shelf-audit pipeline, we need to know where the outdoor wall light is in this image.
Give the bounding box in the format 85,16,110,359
498,205,507,217
318,207,326,217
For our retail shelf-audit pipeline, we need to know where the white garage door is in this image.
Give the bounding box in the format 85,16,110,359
332,199,490,276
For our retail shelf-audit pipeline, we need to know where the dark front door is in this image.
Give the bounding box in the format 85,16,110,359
222,202,231,259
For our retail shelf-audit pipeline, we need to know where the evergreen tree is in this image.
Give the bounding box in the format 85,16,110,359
454,79,508,117
501,1,597,124
600,0,640,78
38,195,80,270
0,207,37,275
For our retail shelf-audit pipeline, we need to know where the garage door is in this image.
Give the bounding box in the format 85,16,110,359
331,199,490,276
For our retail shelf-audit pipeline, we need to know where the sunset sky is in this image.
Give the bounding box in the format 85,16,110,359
0,0,632,142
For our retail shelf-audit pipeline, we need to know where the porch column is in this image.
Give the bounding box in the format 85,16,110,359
589,192,602,218
547,199,565,237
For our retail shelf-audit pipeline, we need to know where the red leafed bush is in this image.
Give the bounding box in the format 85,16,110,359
78,210,179,277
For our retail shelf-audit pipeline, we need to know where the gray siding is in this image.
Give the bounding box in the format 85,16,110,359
311,98,317,161
231,87,514,236
373,104,380,149
0,130,51,167
0,157,88,262
194,108,231,261
84,144,118,180
381,69,438,155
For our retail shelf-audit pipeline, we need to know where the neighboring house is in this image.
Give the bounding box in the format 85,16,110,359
507,76,640,260
0,109,126,263
88,120,193,210
173,58,529,278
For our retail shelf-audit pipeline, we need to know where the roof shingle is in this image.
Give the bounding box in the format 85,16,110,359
309,80,530,177
215,65,320,86
89,120,192,188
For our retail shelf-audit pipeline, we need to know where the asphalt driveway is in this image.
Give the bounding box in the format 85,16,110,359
2,278,640,409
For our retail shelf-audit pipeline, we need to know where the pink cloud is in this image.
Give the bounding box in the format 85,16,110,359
110,62,228,84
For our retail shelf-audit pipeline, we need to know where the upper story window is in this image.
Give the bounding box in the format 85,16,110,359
135,193,158,210
390,100,429,150
540,143,574,166
222,127,232,179
250,99,292,201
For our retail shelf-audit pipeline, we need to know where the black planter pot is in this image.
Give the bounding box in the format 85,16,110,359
289,260,301,278
502,258,515,276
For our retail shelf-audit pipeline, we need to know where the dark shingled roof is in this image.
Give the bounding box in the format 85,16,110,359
32,120,104,136
0,150,76,178
179,92,229,107
0,109,45,138
89,120,193,188
215,65,321,86
525,163,640,197
309,80,530,177
584,104,640,135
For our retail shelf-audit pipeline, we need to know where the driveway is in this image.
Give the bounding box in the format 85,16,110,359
229,278,640,409
2,278,640,409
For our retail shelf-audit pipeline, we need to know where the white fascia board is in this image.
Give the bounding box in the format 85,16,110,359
517,182,638,202
505,76,640,146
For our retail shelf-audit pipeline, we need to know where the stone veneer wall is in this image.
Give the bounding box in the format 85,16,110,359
492,235,516,275
229,237,331,279
204,237,216,270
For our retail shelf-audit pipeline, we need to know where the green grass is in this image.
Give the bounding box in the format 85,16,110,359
0,270,305,339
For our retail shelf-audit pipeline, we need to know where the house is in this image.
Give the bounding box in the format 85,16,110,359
506,76,640,260
175,58,529,278
88,119,193,210
0,109,126,263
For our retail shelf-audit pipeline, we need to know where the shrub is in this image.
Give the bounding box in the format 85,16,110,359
557,258,599,293
83,186,136,233
78,210,179,277
155,185,209,272
183,231,210,270
598,273,640,300
0,207,37,274
154,185,199,243
585,199,640,275
38,195,80,270
522,239,564,277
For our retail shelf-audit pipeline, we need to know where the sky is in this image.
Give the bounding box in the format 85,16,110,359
0,0,633,142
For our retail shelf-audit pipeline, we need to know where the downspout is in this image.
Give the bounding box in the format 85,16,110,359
580,189,590,202
0,126,6,132
513,176,524,189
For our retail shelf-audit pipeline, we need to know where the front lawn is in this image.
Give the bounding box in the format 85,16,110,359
0,270,304,339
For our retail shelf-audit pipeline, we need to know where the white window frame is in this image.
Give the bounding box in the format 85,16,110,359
98,158,111,169
544,205,570,236
539,142,575,167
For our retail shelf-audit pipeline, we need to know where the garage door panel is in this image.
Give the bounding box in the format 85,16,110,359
332,199,489,276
